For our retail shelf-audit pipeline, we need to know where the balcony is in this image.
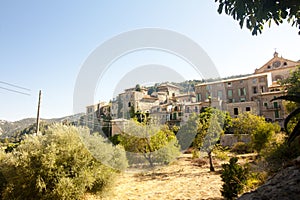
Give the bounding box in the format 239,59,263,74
263,105,281,110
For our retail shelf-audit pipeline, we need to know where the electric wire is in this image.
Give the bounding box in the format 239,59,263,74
0,80,31,96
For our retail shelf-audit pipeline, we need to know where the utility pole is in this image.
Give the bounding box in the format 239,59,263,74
36,90,41,134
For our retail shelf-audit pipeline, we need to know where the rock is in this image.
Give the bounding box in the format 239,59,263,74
238,159,300,200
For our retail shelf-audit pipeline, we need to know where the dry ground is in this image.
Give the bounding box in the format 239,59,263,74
87,154,225,200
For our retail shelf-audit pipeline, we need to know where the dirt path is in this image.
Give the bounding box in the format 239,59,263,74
97,154,224,200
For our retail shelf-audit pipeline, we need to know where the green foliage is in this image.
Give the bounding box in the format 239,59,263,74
245,171,268,191
275,68,300,145
135,84,141,92
232,112,265,136
109,134,122,145
11,121,50,142
176,113,199,150
221,157,249,200
280,66,300,95
195,108,230,149
192,148,200,159
232,112,281,153
213,145,230,161
215,0,300,35
4,143,19,153
120,120,180,167
273,94,300,145
231,142,253,154
0,124,125,199
252,122,281,153
179,108,230,171
264,138,300,172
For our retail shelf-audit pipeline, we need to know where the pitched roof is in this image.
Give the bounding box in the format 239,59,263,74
254,53,299,74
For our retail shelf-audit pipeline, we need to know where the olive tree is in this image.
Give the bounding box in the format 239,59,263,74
0,124,127,199
120,120,180,167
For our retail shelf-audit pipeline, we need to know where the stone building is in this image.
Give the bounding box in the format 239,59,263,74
195,52,299,125
86,102,110,131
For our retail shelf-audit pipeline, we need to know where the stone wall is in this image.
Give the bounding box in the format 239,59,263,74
220,134,251,147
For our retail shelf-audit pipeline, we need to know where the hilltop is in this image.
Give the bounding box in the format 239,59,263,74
0,113,85,139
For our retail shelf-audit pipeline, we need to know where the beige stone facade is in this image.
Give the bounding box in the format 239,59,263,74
86,52,299,135
195,52,299,124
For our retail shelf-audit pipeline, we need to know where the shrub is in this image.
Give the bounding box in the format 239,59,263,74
192,148,200,159
264,138,300,173
232,112,281,153
213,148,229,161
0,124,127,199
221,157,248,200
231,142,253,154
109,134,122,145
245,171,268,191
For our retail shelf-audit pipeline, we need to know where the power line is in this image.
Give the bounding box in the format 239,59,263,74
0,80,31,91
0,86,31,96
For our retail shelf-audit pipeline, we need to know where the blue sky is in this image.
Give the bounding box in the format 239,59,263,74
0,0,299,121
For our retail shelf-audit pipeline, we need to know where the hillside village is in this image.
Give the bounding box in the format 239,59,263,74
85,52,300,136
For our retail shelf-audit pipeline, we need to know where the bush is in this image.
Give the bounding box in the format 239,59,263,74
245,171,268,191
0,124,127,199
109,134,122,145
213,144,230,161
213,149,229,161
264,137,300,173
192,148,200,159
232,112,281,153
231,142,253,154
221,157,248,200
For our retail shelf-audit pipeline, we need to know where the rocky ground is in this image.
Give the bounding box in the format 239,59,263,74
238,156,300,200
86,154,225,200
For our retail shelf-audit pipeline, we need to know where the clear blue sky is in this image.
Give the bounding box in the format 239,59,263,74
0,0,299,121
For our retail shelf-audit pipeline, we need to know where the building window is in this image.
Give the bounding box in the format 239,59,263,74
206,92,210,99
196,93,201,102
240,97,246,102
253,86,257,94
217,90,223,99
128,102,131,107
252,78,257,84
273,102,278,108
206,85,211,90
275,110,280,118
264,102,268,107
246,107,251,111
186,107,190,113
195,106,198,113
228,99,233,103
234,108,239,115
260,86,265,93
227,89,233,97
238,88,246,96
227,82,232,87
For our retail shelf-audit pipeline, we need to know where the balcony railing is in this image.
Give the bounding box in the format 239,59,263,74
263,105,281,110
